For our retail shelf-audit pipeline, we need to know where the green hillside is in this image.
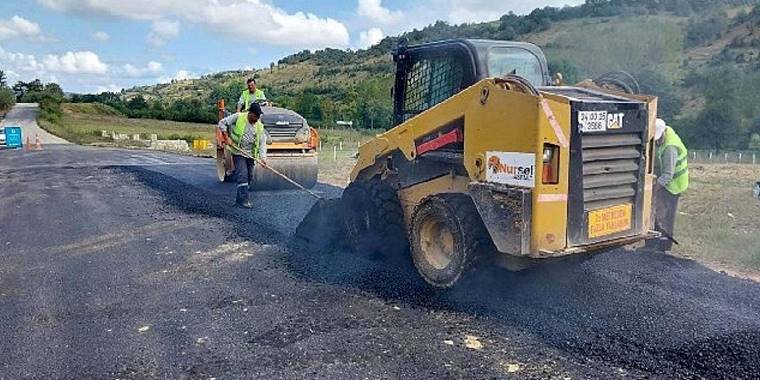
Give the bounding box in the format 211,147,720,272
86,0,760,150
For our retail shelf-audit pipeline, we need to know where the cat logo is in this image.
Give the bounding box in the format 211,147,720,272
608,113,624,130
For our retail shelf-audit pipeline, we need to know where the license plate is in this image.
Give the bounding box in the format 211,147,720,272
588,204,632,239
578,111,608,133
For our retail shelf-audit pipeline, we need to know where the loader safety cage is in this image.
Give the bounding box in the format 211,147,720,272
392,39,551,126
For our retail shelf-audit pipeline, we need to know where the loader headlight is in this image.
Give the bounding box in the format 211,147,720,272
542,144,560,185
295,126,311,144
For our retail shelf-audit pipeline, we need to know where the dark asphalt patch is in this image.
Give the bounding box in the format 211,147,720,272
125,166,760,379
115,166,287,246
2,161,759,379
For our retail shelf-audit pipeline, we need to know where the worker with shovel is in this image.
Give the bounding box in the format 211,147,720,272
652,118,689,251
218,103,267,208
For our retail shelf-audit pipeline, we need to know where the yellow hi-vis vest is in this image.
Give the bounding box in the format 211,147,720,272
241,89,266,111
230,112,265,159
657,127,689,195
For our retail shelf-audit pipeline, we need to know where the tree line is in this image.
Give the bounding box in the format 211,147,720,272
71,92,220,124
10,78,66,124
69,75,395,131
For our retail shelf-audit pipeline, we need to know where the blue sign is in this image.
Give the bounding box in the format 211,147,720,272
3,126,23,148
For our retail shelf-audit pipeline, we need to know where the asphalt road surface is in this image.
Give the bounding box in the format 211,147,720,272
0,103,69,145
1,105,759,379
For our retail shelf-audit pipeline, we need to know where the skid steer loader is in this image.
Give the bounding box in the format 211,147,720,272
215,99,320,190
342,39,660,288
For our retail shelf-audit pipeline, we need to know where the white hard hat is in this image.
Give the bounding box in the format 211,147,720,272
655,118,667,140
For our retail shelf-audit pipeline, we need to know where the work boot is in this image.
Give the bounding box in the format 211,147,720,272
236,185,253,209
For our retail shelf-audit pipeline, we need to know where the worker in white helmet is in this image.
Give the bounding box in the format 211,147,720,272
652,118,689,251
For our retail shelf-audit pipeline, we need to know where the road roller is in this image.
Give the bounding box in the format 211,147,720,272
215,99,320,190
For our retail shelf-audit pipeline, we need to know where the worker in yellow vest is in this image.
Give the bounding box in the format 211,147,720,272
653,118,689,251
236,78,267,112
217,103,268,208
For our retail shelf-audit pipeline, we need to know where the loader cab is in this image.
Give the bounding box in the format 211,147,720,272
392,39,551,126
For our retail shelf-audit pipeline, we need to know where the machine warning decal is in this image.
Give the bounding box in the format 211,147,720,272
486,152,536,188
578,111,625,133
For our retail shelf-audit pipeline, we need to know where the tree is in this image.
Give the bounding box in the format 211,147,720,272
695,100,745,150
126,95,148,110
0,87,15,114
12,81,28,100
353,78,393,130
27,79,43,93
636,69,683,119
44,83,64,99
0,70,6,88
294,91,322,123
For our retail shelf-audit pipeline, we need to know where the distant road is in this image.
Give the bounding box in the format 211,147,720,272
0,103,69,145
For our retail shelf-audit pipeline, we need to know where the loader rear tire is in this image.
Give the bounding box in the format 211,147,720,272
342,178,407,258
410,194,490,288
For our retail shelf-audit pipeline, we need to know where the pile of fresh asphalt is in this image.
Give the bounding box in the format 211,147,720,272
141,166,760,379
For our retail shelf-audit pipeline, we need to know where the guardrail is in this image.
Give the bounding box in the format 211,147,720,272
689,150,760,165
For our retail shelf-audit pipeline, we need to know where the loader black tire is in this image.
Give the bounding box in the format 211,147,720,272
410,194,490,288
342,178,408,258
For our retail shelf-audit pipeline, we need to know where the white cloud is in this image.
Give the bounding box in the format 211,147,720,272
147,19,180,47
441,0,584,24
37,0,350,49
0,46,45,74
0,16,43,40
357,0,404,24
358,28,384,48
36,0,173,20
95,84,122,93
123,61,163,77
43,51,109,75
0,44,170,93
159,69,195,83
92,31,110,41
193,3,349,49
0,46,110,90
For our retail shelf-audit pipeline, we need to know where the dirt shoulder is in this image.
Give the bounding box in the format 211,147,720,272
674,164,760,278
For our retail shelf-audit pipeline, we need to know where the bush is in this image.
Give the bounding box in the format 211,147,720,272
685,12,729,47
750,133,760,150
0,87,15,114
39,96,63,124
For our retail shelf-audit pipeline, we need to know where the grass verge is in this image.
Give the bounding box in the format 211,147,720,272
675,164,760,272
40,103,215,144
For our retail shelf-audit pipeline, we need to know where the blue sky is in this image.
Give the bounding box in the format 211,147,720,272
0,0,582,93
